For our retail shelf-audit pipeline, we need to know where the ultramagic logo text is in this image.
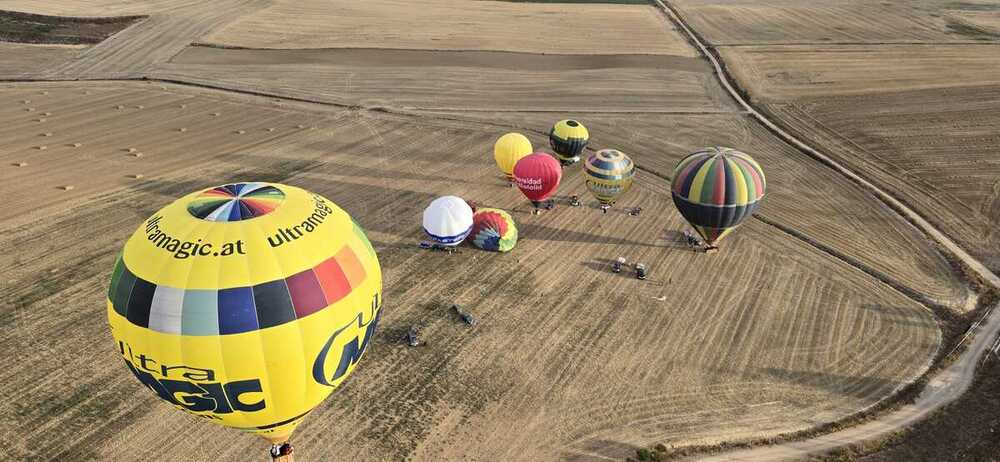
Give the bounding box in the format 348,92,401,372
118,340,264,420
313,292,382,386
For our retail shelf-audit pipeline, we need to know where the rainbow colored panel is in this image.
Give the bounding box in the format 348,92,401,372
109,246,368,335
187,182,285,222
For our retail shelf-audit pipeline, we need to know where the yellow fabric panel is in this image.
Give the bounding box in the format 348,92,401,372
124,185,352,288
726,158,749,206
493,132,532,177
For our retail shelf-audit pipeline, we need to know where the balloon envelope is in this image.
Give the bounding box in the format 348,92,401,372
470,208,518,252
549,119,589,165
494,133,533,181
583,149,635,206
108,182,383,444
670,147,766,245
514,152,562,205
423,196,474,246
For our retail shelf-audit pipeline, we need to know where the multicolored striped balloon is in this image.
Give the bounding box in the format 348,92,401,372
470,208,518,252
108,182,382,446
583,149,635,206
671,147,766,246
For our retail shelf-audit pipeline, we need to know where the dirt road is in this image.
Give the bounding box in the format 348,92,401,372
655,0,1000,459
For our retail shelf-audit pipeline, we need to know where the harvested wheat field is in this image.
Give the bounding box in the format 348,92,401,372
200,0,697,56
158,52,732,113
0,43,83,78
670,0,1000,45
154,0,727,113
717,44,1000,272
720,45,1000,99
0,81,948,461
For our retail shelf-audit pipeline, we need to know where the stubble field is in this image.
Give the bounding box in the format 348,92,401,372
0,82,945,461
0,0,979,460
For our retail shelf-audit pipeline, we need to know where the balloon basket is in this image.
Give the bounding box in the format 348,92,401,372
269,441,294,461
704,246,719,254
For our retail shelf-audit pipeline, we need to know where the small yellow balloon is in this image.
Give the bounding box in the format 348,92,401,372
107,182,382,444
493,132,533,181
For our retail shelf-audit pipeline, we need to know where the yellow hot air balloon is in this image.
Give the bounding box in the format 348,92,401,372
494,132,533,185
107,182,382,455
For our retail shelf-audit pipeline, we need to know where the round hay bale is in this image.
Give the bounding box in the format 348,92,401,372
130,152,144,158
41,133,52,137
25,108,35,112
178,128,187,132
236,130,245,134
35,118,46,122
41,91,48,95
297,124,306,129
22,100,30,104
36,146,47,151
267,128,275,132
211,112,220,116
180,104,187,108
126,148,137,153
136,105,144,109
130,174,144,179
42,112,51,116
59,185,74,191
12,162,28,167
71,143,82,148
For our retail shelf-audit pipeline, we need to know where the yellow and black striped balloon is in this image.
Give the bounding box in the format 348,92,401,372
548,119,589,165
107,182,382,444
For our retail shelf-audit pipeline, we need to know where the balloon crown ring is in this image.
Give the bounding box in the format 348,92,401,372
187,182,286,222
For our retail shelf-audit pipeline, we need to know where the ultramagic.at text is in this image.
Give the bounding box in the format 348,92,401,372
267,194,335,248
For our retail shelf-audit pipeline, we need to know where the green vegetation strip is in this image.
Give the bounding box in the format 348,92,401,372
0,10,143,45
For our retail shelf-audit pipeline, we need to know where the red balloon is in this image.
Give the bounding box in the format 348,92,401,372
513,152,562,205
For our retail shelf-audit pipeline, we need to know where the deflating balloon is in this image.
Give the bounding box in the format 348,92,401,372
583,149,635,206
107,182,383,445
549,119,589,166
671,147,766,246
423,196,474,246
494,133,533,182
514,152,562,208
470,208,518,252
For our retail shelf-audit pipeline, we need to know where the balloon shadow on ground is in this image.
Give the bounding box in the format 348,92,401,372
518,222,659,247
660,229,700,251
756,367,899,401
580,258,634,279
860,304,937,329
560,438,638,462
